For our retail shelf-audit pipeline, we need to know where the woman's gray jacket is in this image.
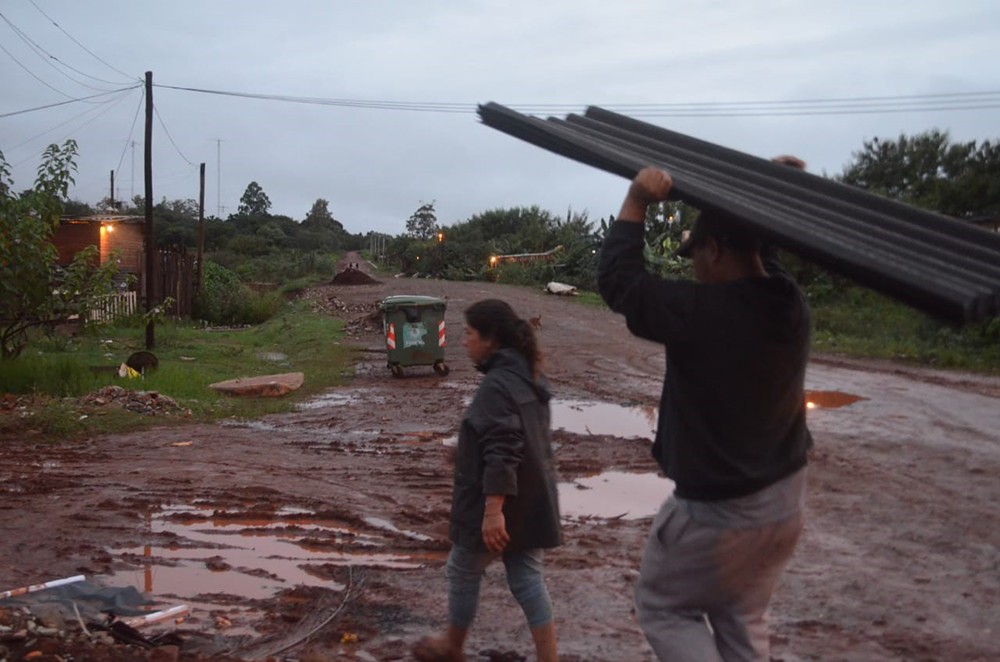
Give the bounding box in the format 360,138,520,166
450,348,562,552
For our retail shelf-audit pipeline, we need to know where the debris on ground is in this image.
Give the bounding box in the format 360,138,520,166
302,292,377,316
125,351,160,373
344,308,384,337
79,386,192,417
300,289,382,337
208,372,304,397
544,281,578,295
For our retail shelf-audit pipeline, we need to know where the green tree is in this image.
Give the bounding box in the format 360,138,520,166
237,181,272,217
840,130,1000,218
62,198,94,216
406,201,438,240
154,197,200,248
0,141,117,358
303,198,343,231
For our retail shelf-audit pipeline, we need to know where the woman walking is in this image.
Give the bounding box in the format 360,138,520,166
414,299,562,662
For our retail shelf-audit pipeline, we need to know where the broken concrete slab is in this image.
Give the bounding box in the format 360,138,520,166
208,372,304,397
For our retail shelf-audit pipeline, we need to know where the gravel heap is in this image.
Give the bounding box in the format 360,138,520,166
79,386,192,417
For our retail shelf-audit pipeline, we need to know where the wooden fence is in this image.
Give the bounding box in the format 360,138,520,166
86,291,138,323
155,247,196,317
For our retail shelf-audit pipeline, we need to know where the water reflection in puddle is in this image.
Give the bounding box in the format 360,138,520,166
559,471,673,520
105,505,437,605
297,390,375,411
805,390,866,409
440,400,658,445
552,400,657,439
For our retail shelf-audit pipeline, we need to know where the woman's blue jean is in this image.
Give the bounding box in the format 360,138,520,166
446,545,554,630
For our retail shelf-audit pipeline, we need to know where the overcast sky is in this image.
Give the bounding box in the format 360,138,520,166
2,1,998,236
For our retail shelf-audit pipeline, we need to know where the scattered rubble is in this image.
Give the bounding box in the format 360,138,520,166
300,290,383,338
79,386,192,417
0,604,214,662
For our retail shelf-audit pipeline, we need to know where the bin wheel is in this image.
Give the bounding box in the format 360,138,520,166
390,364,405,378
433,361,450,376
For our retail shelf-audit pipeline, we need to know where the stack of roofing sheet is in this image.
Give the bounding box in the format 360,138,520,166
478,102,1000,324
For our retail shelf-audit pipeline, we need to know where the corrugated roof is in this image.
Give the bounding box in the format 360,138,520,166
478,102,1000,323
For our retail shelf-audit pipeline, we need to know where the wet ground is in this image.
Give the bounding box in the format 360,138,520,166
1,252,999,660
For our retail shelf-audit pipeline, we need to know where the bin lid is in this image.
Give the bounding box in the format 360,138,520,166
380,295,447,311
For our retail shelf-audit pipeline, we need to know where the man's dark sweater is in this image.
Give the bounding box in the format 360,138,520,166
598,221,813,501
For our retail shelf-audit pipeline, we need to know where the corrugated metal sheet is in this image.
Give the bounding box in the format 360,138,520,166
478,102,1000,323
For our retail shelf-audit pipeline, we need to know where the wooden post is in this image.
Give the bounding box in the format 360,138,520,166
144,71,155,349
110,170,115,210
197,162,205,299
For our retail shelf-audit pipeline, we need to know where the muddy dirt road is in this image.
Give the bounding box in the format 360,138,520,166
1,252,998,660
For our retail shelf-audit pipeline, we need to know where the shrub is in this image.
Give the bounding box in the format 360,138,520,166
195,261,285,326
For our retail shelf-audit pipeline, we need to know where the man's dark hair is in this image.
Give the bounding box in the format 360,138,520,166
676,209,759,257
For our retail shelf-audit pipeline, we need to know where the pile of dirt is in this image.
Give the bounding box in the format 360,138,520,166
330,269,380,286
79,386,192,417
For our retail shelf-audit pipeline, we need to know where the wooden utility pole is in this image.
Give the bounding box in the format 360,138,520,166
144,71,155,349
109,170,115,210
197,162,205,298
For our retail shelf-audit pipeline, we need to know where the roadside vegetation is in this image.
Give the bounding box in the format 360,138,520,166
1,303,352,438
1,129,998,440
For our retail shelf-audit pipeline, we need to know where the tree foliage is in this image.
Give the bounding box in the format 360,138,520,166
0,141,117,358
839,130,1000,218
237,181,272,217
406,201,438,240
303,198,343,231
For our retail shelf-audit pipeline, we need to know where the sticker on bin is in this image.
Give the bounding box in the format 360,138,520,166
438,320,446,347
403,323,427,348
386,323,396,350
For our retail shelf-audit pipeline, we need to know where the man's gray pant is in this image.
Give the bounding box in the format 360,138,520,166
635,495,804,661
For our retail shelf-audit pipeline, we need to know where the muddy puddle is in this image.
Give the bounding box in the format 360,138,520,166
295,389,372,411
805,390,866,409
102,503,442,629
553,399,658,439
559,471,673,520
150,393,866,615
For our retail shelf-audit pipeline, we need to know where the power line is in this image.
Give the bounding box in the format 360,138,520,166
27,0,135,83
0,40,75,99
153,83,1000,117
153,105,195,165
8,88,133,155
0,10,118,92
0,84,141,118
114,88,146,176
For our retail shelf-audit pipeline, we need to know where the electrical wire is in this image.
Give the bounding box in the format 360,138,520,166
0,40,75,100
153,83,1000,117
114,88,146,175
11,92,132,170
7,87,134,153
0,10,117,93
27,0,136,83
153,105,195,165
0,84,141,118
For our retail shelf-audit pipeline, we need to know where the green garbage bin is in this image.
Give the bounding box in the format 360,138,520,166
380,295,450,377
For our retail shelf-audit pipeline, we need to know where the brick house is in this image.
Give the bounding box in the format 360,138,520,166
54,215,145,276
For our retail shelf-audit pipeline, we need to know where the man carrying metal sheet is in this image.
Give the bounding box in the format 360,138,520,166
598,159,813,661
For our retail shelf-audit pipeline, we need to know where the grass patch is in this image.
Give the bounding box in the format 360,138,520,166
811,288,1000,373
571,290,608,309
568,285,998,373
0,303,353,438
